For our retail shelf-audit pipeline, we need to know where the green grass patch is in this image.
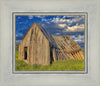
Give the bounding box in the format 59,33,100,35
16,51,18,59
16,51,84,71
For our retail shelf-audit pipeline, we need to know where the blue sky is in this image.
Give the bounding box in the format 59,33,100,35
16,15,85,48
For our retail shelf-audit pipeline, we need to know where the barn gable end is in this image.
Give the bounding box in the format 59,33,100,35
18,22,51,65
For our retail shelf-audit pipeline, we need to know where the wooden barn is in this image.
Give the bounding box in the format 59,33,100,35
18,22,84,65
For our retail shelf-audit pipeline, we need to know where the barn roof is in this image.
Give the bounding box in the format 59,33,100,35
35,23,58,48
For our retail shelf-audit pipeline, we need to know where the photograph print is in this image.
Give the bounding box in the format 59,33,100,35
15,13,86,71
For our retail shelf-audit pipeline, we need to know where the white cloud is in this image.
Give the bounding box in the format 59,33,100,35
70,35,76,39
28,16,33,19
75,35,84,43
36,16,45,19
65,24,84,32
63,16,66,18
71,35,84,43
58,24,67,28
18,17,21,19
47,22,50,24
42,18,47,22
52,18,67,23
16,35,18,37
69,16,84,24
52,16,84,24
16,34,23,37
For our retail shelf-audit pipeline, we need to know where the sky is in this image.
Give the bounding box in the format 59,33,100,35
16,15,85,48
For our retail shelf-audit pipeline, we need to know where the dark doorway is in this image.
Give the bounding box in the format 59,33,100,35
24,47,27,60
50,47,54,64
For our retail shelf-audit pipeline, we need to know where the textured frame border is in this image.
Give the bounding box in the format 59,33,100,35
0,0,100,86
12,12,88,74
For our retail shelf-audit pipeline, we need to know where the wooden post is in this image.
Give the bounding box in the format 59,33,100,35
53,48,57,61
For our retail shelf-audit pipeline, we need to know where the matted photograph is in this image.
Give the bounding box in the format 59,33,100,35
1,0,100,85
13,12,87,72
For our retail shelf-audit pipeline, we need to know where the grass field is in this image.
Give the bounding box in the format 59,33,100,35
16,51,84,71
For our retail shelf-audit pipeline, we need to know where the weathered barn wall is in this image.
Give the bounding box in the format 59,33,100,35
18,23,50,65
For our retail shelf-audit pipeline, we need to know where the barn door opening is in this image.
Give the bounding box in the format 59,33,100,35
24,47,27,60
50,47,54,64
